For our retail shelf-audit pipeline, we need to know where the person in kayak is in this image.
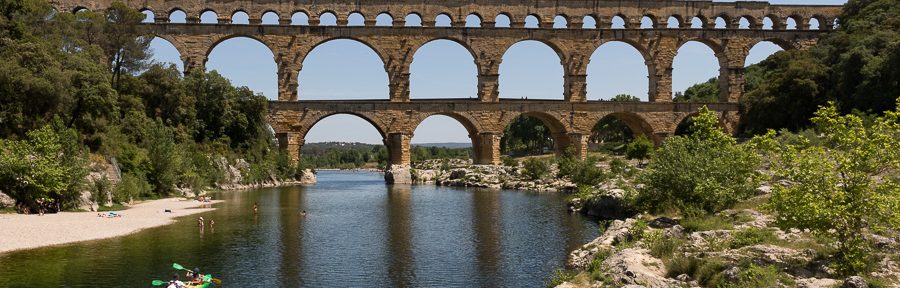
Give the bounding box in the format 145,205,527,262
167,274,185,288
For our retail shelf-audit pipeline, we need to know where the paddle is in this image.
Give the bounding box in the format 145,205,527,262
151,280,166,286
172,263,223,284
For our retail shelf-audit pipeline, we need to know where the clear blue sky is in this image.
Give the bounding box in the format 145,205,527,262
146,0,846,144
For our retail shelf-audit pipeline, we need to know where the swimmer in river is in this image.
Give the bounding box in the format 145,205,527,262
253,202,258,214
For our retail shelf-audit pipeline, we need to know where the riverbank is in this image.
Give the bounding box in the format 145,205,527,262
0,198,222,254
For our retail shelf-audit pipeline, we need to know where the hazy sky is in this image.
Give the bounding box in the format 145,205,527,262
146,0,847,144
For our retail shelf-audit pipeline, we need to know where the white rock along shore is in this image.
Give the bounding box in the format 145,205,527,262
0,198,222,254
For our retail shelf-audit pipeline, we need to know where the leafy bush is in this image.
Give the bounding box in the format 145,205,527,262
501,156,518,167
625,135,653,164
636,107,763,215
609,158,627,175
522,158,549,180
0,123,88,211
766,101,900,276
115,172,151,202
723,264,795,288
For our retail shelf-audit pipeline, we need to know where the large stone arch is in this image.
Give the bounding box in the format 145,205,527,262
205,35,276,60
498,39,567,100
587,39,652,101
299,112,388,140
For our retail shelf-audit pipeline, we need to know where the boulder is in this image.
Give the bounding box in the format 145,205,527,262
567,218,639,269
583,188,633,219
78,190,98,212
600,248,681,288
385,165,412,184
841,276,868,288
0,192,15,208
299,169,317,184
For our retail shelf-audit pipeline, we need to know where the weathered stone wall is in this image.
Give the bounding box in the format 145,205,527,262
269,100,739,165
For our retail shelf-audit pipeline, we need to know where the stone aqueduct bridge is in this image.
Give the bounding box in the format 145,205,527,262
54,0,842,166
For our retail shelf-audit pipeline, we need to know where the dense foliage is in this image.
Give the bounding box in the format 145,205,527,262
501,116,553,156
0,123,87,211
765,100,900,275
0,0,296,210
636,107,763,216
740,0,900,134
674,78,719,103
625,136,653,164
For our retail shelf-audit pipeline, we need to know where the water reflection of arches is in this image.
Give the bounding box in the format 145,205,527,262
385,185,414,288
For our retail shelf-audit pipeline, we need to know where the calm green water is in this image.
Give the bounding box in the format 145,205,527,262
0,171,598,287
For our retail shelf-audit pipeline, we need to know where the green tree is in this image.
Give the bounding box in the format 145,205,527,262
625,135,653,165
501,116,553,156
674,78,719,103
522,158,549,180
636,106,763,215
0,123,87,210
765,100,900,275
610,94,640,102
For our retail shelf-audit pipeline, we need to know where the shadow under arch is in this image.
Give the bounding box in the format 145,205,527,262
596,112,655,139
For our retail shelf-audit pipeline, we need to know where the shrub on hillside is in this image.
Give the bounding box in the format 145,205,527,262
522,158,549,180
625,135,653,165
635,106,763,216
766,100,900,276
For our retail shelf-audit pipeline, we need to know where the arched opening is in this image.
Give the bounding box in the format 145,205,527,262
611,15,626,29
524,15,540,28
410,40,477,100
298,39,388,100
674,115,696,136
348,12,365,26
376,13,393,26
466,14,481,27
169,9,187,23
715,16,728,29
786,17,798,30
762,17,773,29
672,41,721,102
435,14,452,27
494,14,511,28
590,113,652,153
410,115,474,163
587,41,649,101
262,11,279,25
745,41,785,67
582,15,597,29
553,15,568,28
206,37,277,99
691,16,704,28
405,13,422,27
319,12,338,26
667,16,680,28
303,114,387,169
291,11,309,25
200,10,218,24
499,41,564,100
641,16,655,29
809,18,821,30
232,11,250,24
73,7,89,14
501,114,565,157
147,38,184,73
141,10,155,23
738,17,751,29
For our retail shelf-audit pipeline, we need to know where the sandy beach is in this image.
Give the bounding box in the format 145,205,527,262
0,198,222,254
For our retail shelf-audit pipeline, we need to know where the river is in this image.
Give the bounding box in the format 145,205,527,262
0,171,598,287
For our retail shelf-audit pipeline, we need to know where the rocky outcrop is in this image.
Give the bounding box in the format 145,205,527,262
385,164,412,184
568,218,640,269
601,248,681,288
299,169,317,184
0,192,14,209
410,159,577,192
